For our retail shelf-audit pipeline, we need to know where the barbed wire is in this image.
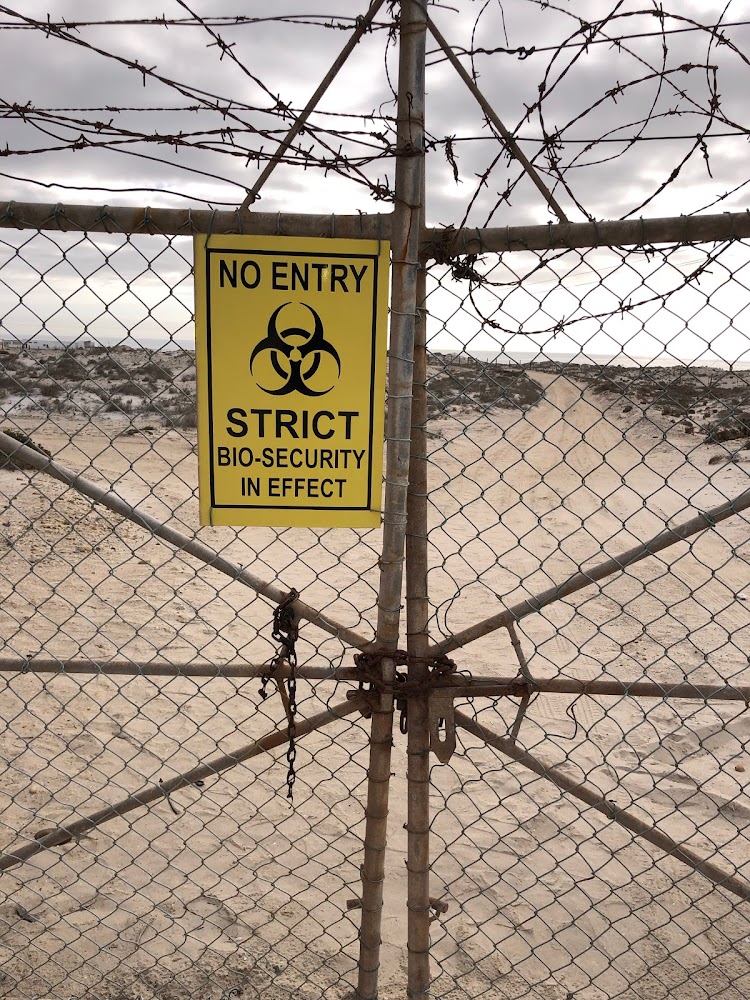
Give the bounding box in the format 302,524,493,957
2,210,750,1000
2,3,750,996
0,13,393,31
427,16,750,64
1,3,749,218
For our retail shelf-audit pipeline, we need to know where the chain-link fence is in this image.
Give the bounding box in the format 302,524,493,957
0,214,383,1000
419,240,750,999
1,210,750,1000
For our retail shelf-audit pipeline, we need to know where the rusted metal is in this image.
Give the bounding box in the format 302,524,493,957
0,656,358,680
428,487,750,657
0,200,391,240
0,697,364,873
406,202,433,990
357,1,427,995
455,710,750,903
3,659,748,705
5,202,750,257
0,430,370,652
428,690,456,762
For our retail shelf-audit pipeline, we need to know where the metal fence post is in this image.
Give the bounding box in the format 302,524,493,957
405,258,431,996
357,1,427,997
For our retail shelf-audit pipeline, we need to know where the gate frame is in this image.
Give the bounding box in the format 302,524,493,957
2,0,750,995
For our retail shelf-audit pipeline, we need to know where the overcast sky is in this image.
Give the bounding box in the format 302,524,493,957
2,1,750,227
3,2,750,361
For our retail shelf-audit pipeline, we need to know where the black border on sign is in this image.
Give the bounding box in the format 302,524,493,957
206,247,216,509
205,247,381,513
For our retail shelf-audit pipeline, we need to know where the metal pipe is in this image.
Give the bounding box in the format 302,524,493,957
406,252,432,993
443,676,750,702
374,0,425,678
2,658,748,703
357,2,427,996
0,697,363,873
4,202,750,255
0,201,392,240
239,0,387,211
0,431,370,652
454,710,750,903
428,486,750,657
425,16,568,223
0,656,358,681
436,211,750,255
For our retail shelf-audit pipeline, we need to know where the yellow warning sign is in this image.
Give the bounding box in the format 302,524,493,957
194,234,389,527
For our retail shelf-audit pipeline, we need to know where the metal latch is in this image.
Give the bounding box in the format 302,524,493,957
429,690,455,762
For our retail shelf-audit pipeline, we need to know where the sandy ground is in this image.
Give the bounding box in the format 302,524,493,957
0,364,749,999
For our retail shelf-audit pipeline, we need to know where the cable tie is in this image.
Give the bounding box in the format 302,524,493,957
98,205,113,234
206,207,218,246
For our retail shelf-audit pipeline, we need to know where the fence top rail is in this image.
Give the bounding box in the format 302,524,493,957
2,201,750,255
0,201,392,241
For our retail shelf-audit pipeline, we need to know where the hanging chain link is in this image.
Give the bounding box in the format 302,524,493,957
266,588,300,800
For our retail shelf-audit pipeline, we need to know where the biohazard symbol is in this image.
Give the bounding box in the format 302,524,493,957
249,302,341,397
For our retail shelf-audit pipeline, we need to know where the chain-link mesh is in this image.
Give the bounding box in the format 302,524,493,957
0,214,382,1000
1,214,750,1000
421,241,750,999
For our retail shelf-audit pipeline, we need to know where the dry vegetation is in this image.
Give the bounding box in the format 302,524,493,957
0,344,197,430
426,356,543,417
3,346,750,452
526,360,750,447
1,345,750,1000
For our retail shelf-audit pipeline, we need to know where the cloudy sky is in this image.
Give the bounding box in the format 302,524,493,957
2,1,750,227
2,2,750,360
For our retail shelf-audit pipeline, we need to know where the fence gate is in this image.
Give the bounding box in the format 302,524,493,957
1,3,750,999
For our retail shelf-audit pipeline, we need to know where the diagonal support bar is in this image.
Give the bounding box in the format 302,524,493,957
239,0,386,211
426,15,568,223
0,431,370,651
455,711,750,903
0,697,363,874
429,486,750,657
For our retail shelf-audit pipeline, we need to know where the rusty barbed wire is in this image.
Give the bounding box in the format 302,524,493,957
0,3,749,219
1,4,750,999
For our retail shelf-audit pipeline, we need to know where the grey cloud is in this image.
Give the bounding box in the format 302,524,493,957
2,1,750,229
